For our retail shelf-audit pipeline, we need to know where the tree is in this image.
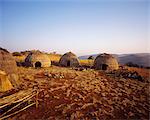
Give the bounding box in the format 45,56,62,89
88,56,94,60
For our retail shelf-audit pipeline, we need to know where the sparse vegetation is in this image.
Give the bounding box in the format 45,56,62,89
12,52,22,56
48,53,61,62
79,59,94,66
125,62,140,67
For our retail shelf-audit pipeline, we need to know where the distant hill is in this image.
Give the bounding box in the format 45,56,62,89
79,53,150,67
79,54,119,59
79,54,98,60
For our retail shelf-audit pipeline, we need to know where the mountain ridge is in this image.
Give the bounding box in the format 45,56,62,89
79,53,150,67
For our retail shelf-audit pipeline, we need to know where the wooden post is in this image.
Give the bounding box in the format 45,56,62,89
36,91,39,108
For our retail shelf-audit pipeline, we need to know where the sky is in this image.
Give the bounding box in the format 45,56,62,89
0,0,149,56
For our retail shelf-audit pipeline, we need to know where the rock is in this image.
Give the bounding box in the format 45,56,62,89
48,73,52,78
101,93,106,97
45,94,49,98
128,111,134,117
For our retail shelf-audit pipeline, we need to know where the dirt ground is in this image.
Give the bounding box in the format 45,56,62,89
7,66,149,120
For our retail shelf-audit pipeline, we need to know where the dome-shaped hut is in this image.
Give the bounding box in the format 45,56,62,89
0,47,19,91
25,51,51,68
59,52,79,67
94,53,119,70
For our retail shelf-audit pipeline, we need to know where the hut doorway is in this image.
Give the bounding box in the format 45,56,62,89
67,61,70,66
102,64,108,70
35,61,41,68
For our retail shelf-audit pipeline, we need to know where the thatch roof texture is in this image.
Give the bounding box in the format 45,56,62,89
0,70,13,92
59,52,79,67
25,51,51,68
0,47,19,89
94,53,119,70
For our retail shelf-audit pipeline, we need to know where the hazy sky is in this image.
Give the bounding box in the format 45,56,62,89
0,0,149,56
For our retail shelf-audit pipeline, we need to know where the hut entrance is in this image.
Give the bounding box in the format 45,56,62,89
35,61,41,68
67,61,70,66
102,64,108,70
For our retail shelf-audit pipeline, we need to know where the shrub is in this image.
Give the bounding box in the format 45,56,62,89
88,56,94,60
125,62,139,67
12,52,22,56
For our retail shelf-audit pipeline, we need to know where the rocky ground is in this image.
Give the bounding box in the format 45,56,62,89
7,66,149,120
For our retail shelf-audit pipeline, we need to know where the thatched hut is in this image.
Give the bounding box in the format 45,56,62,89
59,52,79,67
94,53,119,70
25,51,51,68
0,47,19,90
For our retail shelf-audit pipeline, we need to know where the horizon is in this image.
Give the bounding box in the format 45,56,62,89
1,47,149,57
0,0,149,56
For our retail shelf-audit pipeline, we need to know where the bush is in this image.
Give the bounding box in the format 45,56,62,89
12,52,22,56
125,62,139,68
145,67,150,69
88,56,94,60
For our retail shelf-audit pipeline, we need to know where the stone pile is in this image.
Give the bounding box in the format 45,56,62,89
108,70,144,82
44,72,65,79
71,67,93,72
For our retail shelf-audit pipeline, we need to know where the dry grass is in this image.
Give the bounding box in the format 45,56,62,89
47,54,61,62
13,54,94,66
13,56,26,62
13,54,61,64
127,67,150,78
79,59,94,66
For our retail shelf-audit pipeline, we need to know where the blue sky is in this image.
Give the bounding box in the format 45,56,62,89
0,0,149,56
